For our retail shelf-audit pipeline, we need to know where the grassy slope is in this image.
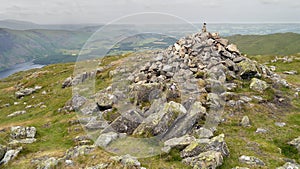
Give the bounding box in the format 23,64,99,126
227,33,300,56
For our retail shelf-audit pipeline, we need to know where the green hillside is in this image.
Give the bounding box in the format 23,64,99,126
227,32,300,56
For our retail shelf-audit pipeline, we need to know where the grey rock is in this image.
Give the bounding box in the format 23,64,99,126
195,127,214,139
15,86,42,98
163,135,196,150
275,122,286,127
240,116,251,127
95,132,119,147
62,77,73,88
95,92,115,110
182,150,223,169
226,44,240,53
256,128,268,134
110,154,141,168
162,102,206,140
239,155,265,166
180,134,229,158
283,70,297,75
85,163,109,169
288,136,300,153
250,78,269,92
0,147,22,165
276,162,300,169
11,126,36,139
240,96,252,103
65,145,95,159
7,110,26,117
133,101,187,137
36,157,59,169
237,59,258,79
0,145,6,162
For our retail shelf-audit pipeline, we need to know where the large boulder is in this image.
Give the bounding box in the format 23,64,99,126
133,101,187,137
162,102,206,140
182,150,223,169
237,59,259,79
180,134,229,158
250,78,269,92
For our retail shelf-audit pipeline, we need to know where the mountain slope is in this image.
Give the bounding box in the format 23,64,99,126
227,32,300,56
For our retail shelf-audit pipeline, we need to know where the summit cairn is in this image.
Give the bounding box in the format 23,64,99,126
71,24,291,169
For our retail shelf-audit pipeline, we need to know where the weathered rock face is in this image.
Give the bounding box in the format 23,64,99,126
133,101,187,137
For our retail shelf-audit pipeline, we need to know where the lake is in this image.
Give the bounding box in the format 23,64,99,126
0,62,44,79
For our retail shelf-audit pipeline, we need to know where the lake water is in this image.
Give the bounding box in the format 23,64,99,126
0,62,44,79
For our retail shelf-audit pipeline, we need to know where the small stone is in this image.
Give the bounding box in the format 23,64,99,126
256,128,267,134
240,116,251,127
195,127,213,139
7,110,26,117
239,155,265,166
95,132,118,147
250,78,269,92
275,122,286,127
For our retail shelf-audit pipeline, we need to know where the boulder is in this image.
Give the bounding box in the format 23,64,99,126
239,155,265,166
65,145,95,159
0,145,6,162
180,134,229,158
162,135,196,152
162,102,206,140
95,132,119,147
0,147,22,165
133,101,187,137
11,126,36,139
226,44,240,54
276,162,300,169
195,127,214,139
103,110,143,135
250,78,269,92
237,59,258,79
62,77,73,88
15,86,42,98
288,136,300,153
182,150,223,169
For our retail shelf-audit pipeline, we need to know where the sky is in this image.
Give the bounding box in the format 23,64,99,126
0,0,299,24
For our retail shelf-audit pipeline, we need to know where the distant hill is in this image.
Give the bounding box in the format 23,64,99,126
0,28,92,70
0,19,100,31
227,32,300,56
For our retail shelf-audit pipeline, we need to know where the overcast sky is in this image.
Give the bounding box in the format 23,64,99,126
0,0,299,24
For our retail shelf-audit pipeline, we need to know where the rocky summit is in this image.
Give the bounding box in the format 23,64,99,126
1,27,300,169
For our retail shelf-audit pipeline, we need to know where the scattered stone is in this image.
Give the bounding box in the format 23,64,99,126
65,145,96,159
36,157,59,169
110,154,141,168
256,128,268,134
283,70,297,75
15,86,42,98
240,116,251,127
85,163,109,169
65,159,74,166
182,150,223,169
276,162,300,169
250,78,269,92
239,155,265,166
288,136,300,153
232,167,250,169
7,110,26,117
162,135,196,153
240,96,252,103
62,77,73,88
275,122,286,127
